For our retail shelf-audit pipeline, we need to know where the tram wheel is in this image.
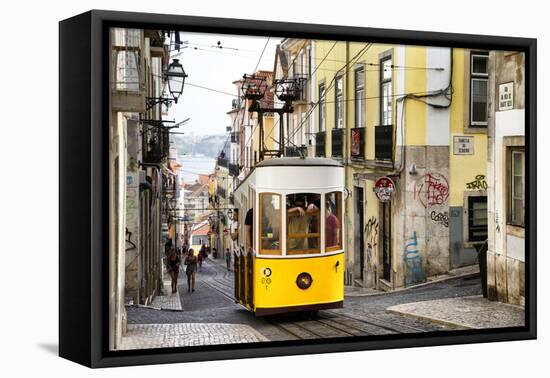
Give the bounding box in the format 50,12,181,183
306,310,319,319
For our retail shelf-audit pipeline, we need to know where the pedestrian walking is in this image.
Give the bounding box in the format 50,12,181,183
198,243,206,271
166,248,181,294
184,248,198,292
164,238,172,257
225,248,232,270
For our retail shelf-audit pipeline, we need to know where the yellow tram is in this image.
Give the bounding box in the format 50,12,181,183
232,157,345,316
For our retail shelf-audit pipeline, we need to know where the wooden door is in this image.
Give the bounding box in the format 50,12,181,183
382,202,392,281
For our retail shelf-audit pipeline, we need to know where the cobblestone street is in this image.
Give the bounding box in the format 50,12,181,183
122,257,493,349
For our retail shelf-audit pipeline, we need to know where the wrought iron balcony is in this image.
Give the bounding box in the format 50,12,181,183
331,128,344,158
375,125,393,161
350,127,365,160
230,131,240,144
228,163,240,177
285,145,308,157
217,156,228,168
142,127,169,164
315,131,326,157
231,98,241,110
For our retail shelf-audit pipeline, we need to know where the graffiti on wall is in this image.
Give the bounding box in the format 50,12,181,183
404,231,425,286
495,211,501,233
466,174,488,190
364,216,378,266
125,227,137,251
365,216,378,248
430,211,449,228
414,173,449,207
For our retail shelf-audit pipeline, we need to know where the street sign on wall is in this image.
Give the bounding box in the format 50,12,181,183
453,136,474,155
499,82,514,111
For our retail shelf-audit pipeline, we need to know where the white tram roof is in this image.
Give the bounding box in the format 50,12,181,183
236,157,345,194
255,157,343,168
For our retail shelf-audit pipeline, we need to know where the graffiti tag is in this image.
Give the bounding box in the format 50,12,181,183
125,227,137,251
365,216,378,248
466,175,488,190
364,216,378,267
430,211,449,228
414,173,449,208
404,231,425,287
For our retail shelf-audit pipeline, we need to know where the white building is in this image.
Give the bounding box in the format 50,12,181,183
486,51,525,305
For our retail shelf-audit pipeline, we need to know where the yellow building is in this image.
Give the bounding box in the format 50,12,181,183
310,41,489,290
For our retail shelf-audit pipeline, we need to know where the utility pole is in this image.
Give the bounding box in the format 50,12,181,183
241,74,305,161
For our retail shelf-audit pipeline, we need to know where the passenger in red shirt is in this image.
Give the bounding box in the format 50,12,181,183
325,200,340,248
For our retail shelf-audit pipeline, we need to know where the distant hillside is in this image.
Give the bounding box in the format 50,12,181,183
172,134,227,158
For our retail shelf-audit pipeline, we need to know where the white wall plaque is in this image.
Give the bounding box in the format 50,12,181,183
499,82,514,111
453,135,474,155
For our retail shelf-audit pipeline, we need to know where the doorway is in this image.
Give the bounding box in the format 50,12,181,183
354,187,365,282
381,202,392,281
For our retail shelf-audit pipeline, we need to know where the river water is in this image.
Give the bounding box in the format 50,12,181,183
178,155,216,184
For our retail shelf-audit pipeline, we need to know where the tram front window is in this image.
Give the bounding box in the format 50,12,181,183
259,193,281,255
286,193,321,255
325,191,342,251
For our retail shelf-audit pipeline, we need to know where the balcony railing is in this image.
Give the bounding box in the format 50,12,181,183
285,146,308,157
331,128,344,158
110,29,146,112
350,127,365,160
217,156,228,168
142,127,169,164
375,125,393,161
228,163,240,177
290,76,307,102
231,131,240,144
315,131,326,157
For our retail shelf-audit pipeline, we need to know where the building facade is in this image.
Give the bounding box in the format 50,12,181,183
108,27,172,349
486,51,525,305
310,42,489,290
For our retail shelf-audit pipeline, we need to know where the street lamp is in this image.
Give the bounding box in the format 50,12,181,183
145,58,187,110
167,58,187,104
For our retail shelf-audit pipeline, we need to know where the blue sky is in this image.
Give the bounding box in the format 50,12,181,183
167,32,280,137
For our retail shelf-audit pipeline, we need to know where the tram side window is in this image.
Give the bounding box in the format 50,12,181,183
325,191,342,251
286,193,321,255
259,193,282,255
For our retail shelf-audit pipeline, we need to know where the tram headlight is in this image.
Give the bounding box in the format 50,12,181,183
296,272,313,290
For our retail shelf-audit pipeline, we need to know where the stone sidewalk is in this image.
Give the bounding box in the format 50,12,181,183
149,274,183,311
118,323,268,350
346,265,480,297
386,295,525,329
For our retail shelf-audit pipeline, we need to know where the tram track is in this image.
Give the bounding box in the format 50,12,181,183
202,260,428,340
326,310,426,334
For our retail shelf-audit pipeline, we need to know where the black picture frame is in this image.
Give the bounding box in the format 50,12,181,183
59,9,537,368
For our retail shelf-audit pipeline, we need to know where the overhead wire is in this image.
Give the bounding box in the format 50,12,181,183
285,43,374,144
239,39,314,155
243,40,339,155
